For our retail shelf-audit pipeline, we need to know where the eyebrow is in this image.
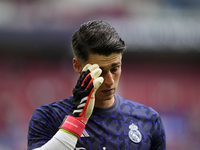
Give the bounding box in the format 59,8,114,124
99,62,121,70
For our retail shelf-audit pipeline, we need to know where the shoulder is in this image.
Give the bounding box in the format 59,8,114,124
29,96,73,129
36,96,73,112
28,96,73,149
116,94,162,122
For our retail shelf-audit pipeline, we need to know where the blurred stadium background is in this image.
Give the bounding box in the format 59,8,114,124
0,0,200,149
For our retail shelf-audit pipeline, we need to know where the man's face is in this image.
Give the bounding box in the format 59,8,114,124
83,53,122,107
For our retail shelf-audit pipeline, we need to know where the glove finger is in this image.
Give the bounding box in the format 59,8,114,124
83,64,99,73
83,77,103,121
88,64,99,72
85,77,104,119
82,64,91,72
92,77,104,94
90,68,102,79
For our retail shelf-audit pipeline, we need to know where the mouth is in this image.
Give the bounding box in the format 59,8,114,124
102,89,114,95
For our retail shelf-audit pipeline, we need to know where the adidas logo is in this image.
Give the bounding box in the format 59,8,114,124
80,129,90,137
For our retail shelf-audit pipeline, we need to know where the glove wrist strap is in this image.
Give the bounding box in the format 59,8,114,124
60,115,85,138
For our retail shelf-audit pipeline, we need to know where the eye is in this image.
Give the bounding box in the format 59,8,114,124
111,66,120,73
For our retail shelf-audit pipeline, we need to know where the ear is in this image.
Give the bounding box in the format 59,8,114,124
73,58,83,75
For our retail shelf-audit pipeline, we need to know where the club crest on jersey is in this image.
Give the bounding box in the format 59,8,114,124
128,123,142,143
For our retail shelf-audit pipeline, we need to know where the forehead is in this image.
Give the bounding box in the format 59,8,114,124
84,53,122,68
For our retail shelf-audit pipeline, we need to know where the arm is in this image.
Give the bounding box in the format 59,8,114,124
28,64,103,150
33,130,78,150
150,113,166,150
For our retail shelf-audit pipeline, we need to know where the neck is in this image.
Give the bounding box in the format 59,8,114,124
94,96,115,108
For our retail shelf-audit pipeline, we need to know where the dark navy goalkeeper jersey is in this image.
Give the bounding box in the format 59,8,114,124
28,94,166,150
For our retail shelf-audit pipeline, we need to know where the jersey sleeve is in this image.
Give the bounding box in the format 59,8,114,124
27,107,54,149
27,105,64,150
150,111,166,150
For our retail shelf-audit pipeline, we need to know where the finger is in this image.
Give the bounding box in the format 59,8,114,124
82,64,91,72
90,68,102,79
87,64,99,72
93,77,104,91
85,76,104,120
82,64,100,73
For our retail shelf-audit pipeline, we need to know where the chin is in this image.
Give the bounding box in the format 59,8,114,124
99,94,114,101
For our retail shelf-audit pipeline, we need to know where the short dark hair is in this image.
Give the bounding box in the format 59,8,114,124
71,20,126,64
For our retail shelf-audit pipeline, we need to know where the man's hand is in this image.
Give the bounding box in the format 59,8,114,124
71,64,104,124
60,64,103,137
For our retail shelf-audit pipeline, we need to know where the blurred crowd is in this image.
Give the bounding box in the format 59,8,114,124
0,0,200,150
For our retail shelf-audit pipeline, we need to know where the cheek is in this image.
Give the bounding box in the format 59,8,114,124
113,72,121,84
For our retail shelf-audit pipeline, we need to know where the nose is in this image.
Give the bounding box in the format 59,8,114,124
103,71,114,86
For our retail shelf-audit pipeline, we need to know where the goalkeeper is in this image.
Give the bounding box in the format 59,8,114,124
27,20,166,150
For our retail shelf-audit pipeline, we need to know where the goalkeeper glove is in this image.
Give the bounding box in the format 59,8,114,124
60,64,104,137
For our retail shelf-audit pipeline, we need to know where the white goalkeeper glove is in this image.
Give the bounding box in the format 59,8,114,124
60,64,104,137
